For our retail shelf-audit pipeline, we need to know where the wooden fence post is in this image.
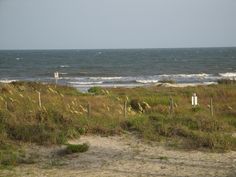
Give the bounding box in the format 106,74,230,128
210,98,214,117
37,91,42,108
87,103,91,118
169,97,174,115
124,100,127,119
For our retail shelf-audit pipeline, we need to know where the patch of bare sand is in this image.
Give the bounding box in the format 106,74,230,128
1,134,235,177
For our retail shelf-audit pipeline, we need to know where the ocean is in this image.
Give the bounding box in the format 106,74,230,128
0,47,236,91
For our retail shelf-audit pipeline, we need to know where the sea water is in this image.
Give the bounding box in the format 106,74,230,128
0,47,236,91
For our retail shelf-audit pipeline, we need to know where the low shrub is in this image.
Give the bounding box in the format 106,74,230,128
65,143,89,154
88,87,104,95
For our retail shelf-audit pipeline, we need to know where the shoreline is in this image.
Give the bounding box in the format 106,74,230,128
0,79,219,92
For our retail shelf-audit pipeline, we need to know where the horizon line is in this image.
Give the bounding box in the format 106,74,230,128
0,46,236,51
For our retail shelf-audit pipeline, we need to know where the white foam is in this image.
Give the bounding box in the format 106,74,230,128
0,80,17,83
159,73,210,78
64,73,218,87
89,77,123,80
219,72,236,78
136,80,159,84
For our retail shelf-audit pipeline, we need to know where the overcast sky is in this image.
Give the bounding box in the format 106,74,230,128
0,0,235,49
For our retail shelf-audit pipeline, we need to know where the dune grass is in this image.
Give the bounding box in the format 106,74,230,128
0,81,236,166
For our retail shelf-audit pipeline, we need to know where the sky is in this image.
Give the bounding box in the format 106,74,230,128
0,0,236,49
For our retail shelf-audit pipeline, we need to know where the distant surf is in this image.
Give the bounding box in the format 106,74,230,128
61,72,235,90
0,72,235,91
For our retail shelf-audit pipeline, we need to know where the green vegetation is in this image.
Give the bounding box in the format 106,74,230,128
109,84,236,151
65,143,89,154
88,86,107,95
0,81,236,166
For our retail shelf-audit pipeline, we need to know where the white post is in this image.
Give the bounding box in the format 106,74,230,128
54,72,59,84
192,93,198,107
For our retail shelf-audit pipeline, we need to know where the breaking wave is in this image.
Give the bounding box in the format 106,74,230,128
0,79,18,83
219,72,236,78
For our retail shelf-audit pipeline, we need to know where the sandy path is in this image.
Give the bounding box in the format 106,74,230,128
1,134,236,177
